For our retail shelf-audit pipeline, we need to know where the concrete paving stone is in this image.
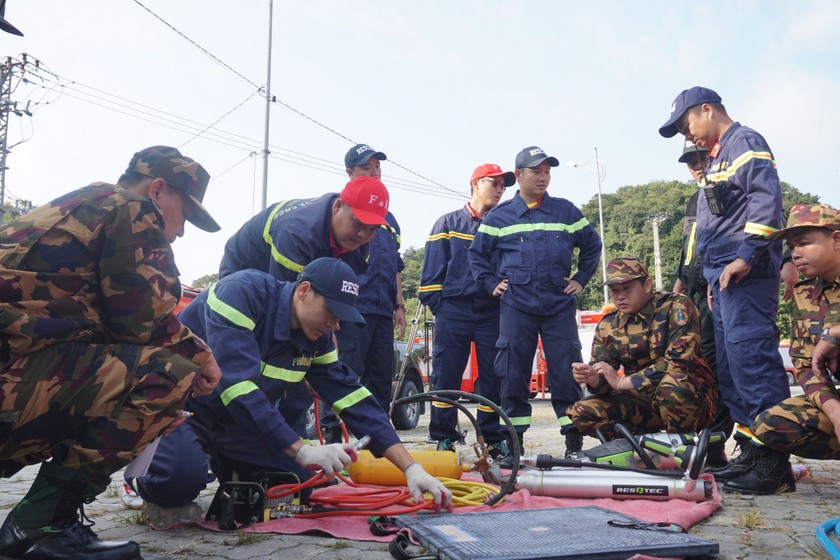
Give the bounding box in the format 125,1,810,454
4,399,840,559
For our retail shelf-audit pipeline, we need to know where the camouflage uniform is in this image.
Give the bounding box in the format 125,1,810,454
567,257,718,439
753,204,840,459
0,147,213,536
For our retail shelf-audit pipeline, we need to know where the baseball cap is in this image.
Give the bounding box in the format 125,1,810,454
658,86,722,138
602,256,650,286
471,163,516,187
515,146,560,169
126,146,220,233
767,204,840,240
339,176,390,226
299,257,365,326
678,139,711,164
345,144,388,169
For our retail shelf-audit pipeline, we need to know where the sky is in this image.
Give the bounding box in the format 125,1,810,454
2,0,839,284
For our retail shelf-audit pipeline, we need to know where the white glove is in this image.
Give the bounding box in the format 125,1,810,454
404,463,451,507
293,443,358,475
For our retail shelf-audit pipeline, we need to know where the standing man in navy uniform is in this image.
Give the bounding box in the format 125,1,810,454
321,144,407,443
469,147,602,461
659,86,792,494
419,163,513,453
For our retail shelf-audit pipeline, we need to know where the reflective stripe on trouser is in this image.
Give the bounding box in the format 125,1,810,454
0,342,196,486
711,275,790,426
496,302,582,437
429,299,501,443
753,395,840,460
135,420,313,508
566,373,713,438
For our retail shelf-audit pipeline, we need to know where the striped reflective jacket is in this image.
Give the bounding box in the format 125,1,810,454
469,191,602,315
698,122,783,282
419,205,498,314
218,193,369,282
179,270,400,455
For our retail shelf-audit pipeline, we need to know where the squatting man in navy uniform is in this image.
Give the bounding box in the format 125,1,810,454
132,258,450,511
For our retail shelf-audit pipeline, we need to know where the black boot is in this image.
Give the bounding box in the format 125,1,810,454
499,433,524,469
564,428,584,459
0,463,142,559
704,442,729,469
722,447,796,495
707,440,757,481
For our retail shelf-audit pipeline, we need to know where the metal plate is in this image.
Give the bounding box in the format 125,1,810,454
394,506,718,560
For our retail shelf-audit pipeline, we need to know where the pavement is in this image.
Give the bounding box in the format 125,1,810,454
2,399,838,560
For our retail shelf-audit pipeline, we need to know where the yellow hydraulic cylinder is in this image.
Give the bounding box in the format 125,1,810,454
348,450,469,485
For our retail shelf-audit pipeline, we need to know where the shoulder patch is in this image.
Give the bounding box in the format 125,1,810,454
674,308,688,326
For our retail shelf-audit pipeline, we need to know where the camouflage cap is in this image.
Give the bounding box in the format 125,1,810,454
126,146,220,233
768,204,840,240
602,256,649,286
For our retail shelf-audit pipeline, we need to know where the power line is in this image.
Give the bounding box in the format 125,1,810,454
130,1,464,198
25,66,464,200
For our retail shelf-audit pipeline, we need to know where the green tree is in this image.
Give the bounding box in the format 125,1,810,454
574,179,821,337
776,181,821,339
191,273,218,289
398,246,426,341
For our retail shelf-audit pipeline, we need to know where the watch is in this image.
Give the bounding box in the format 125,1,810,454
820,327,840,346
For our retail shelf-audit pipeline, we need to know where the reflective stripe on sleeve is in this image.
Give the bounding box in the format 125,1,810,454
220,380,259,406
207,284,256,330
312,349,338,365
332,387,373,415
744,221,779,237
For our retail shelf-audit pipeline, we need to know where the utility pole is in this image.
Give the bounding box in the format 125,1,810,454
649,213,668,290
1,55,26,223
259,0,274,211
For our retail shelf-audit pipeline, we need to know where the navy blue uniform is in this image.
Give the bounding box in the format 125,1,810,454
218,194,369,281
333,212,404,414
419,205,502,444
218,194,372,436
698,122,789,428
134,270,400,507
469,192,601,437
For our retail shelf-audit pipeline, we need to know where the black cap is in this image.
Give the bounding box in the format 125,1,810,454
515,146,560,169
299,258,366,326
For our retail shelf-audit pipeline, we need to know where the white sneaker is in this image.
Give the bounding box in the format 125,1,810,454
120,481,144,510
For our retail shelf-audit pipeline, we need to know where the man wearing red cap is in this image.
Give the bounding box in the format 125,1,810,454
319,144,407,444
419,164,514,455
219,175,390,282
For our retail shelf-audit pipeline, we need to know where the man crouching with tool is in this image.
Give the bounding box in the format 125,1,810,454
567,257,718,441
131,257,450,520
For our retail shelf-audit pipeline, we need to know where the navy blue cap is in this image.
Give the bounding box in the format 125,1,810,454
299,258,366,326
515,146,560,169
345,144,387,169
659,86,722,138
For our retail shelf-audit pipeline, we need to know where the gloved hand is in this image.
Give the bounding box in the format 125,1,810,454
404,463,451,507
294,443,358,475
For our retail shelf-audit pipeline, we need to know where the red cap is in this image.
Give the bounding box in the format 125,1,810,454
340,176,390,226
470,163,516,187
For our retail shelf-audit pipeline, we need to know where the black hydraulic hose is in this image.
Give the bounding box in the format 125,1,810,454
615,423,658,470
394,389,519,506
523,454,686,478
